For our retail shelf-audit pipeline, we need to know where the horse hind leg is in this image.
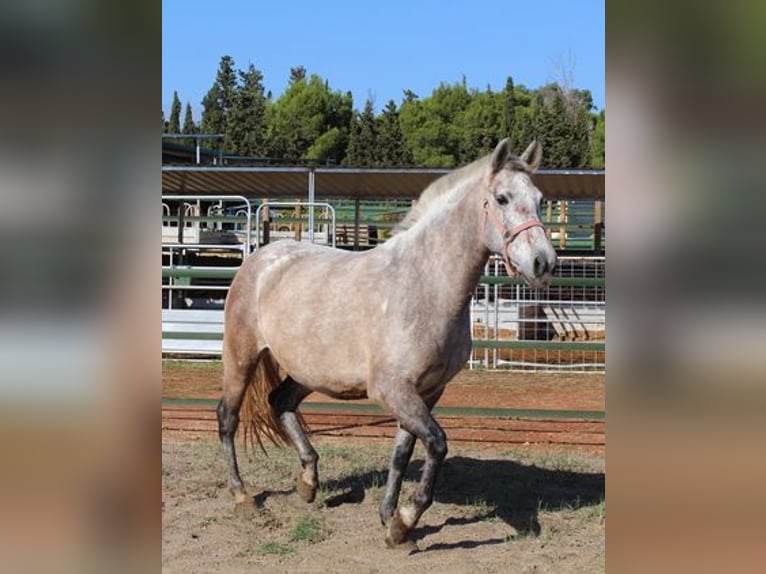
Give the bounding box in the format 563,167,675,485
268,377,318,502
217,357,256,506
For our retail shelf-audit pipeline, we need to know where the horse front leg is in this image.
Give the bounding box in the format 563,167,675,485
378,387,444,529
379,427,415,527
376,382,448,547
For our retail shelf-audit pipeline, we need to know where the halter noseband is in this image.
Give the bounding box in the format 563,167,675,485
482,199,546,278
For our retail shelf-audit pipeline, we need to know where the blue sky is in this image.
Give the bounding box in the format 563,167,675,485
163,0,604,120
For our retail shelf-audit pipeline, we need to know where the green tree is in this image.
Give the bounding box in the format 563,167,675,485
568,90,594,168
266,70,352,163
345,98,378,167
589,110,605,168
200,87,223,138
502,76,516,142
200,55,237,149
533,85,572,168
225,63,268,157
456,87,503,163
168,91,181,134
376,100,412,167
182,103,196,145
399,80,472,167
510,84,535,151
289,65,306,83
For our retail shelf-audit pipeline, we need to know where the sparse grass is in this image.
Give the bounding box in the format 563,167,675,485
364,469,387,490
465,495,497,522
573,498,605,524
539,523,557,547
258,542,293,556
506,527,536,542
199,515,218,528
312,484,333,509
289,515,330,544
316,443,390,476
500,447,603,474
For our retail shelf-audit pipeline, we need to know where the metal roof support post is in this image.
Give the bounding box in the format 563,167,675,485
308,169,316,242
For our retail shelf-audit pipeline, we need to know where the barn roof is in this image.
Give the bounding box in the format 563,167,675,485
161,165,604,201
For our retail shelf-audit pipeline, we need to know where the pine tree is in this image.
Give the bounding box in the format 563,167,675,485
182,103,196,146
589,110,605,168
529,84,596,168
199,55,237,149
225,63,268,157
533,85,572,168
502,76,516,141
216,55,237,115
200,87,224,138
510,84,534,152
345,98,378,167
168,91,181,134
377,100,412,167
289,66,306,83
568,89,594,168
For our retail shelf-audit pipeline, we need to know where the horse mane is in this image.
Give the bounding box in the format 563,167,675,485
392,150,531,235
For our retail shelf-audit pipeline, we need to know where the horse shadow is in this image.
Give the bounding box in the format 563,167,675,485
314,455,604,549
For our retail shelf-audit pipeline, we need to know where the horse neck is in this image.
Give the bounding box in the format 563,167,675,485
401,179,489,315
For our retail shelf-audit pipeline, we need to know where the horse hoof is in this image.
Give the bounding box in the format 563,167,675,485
385,512,411,548
296,477,317,503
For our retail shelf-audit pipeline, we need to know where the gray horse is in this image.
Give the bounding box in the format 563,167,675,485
217,139,557,547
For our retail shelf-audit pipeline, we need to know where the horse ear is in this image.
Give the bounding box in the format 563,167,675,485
520,140,543,171
491,138,511,173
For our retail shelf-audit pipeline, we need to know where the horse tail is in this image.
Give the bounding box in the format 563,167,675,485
240,349,305,454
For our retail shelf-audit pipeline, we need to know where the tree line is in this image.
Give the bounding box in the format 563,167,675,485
163,55,605,169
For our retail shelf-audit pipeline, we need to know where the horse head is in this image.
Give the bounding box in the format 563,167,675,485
482,139,557,288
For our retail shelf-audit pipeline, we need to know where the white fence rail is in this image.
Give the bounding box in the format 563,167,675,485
162,255,605,372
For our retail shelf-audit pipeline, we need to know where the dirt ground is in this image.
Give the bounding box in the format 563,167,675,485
162,361,605,413
162,435,604,573
163,362,605,572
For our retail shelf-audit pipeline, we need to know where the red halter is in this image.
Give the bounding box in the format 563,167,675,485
482,199,546,278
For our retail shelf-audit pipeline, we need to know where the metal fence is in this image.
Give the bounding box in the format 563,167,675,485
470,255,605,372
161,255,605,373
161,196,605,372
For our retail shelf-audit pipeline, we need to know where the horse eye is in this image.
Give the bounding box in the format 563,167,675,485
495,194,509,206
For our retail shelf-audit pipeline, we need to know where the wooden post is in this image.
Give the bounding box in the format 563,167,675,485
294,203,303,241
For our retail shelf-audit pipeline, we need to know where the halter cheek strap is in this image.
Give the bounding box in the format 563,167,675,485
482,199,546,278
